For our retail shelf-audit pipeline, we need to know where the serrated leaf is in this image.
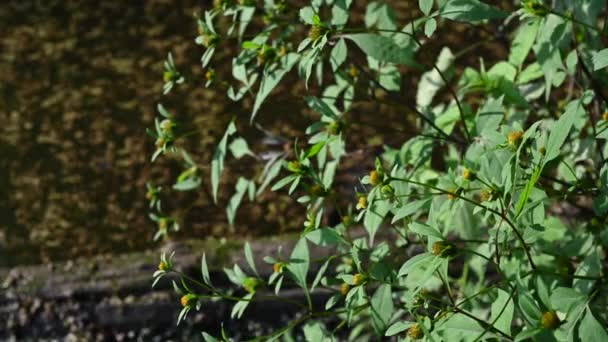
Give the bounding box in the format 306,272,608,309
490,289,514,335
592,48,608,70
201,254,212,287
419,0,433,15
286,238,309,288
211,121,237,203
391,199,430,223
244,241,258,276
440,0,507,22
306,228,343,246
370,284,394,335
229,138,253,159
385,321,414,336
417,47,454,108
344,33,417,66
579,308,608,342
330,38,347,71
397,253,434,277
409,222,444,239
252,53,299,122
509,19,540,68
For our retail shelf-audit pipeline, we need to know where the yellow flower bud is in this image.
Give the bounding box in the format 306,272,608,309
603,111,608,121
180,294,197,307
541,311,560,330
369,170,381,186
463,168,475,181
273,262,283,274
340,283,350,295
353,273,366,286
357,196,367,210
507,131,524,147
158,261,168,271
407,323,424,340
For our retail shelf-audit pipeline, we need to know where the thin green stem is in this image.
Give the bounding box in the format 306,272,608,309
389,176,537,270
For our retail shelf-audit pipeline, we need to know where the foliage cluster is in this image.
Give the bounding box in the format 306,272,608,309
149,0,608,340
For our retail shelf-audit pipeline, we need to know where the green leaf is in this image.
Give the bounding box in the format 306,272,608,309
397,253,434,277
543,98,585,166
311,257,333,292
252,53,299,122
391,198,430,223
440,0,507,22
592,48,608,70
416,47,454,108
514,328,541,341
419,0,433,15
550,287,586,316
519,292,541,323
229,138,253,159
211,121,237,203
364,199,391,244
330,38,347,71
370,284,394,334
344,33,417,66
573,247,601,294
286,238,310,288
226,177,250,225
424,17,437,37
231,293,253,319
580,308,608,342
331,0,352,27
409,222,444,239
299,6,315,25
443,313,485,334
385,321,414,336
306,96,339,119
475,96,504,134
244,241,258,276
201,254,212,287
490,289,514,335
509,19,540,68
202,332,220,342
306,228,343,246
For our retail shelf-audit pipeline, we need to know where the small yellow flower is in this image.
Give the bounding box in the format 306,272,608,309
357,196,367,210
603,111,608,121
155,137,166,149
273,262,283,274
480,189,492,202
447,189,458,200
310,184,327,197
158,262,168,271
507,130,524,147
158,218,168,230
431,241,456,258
180,294,197,307
463,168,475,181
205,69,216,82
369,170,381,186
308,25,327,41
340,283,350,295
160,119,173,133
541,311,560,330
353,273,366,286
348,65,359,78
407,323,424,340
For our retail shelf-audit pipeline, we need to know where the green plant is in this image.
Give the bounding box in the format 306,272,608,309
147,0,608,340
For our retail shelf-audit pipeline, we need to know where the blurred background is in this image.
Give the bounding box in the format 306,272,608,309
0,0,508,339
